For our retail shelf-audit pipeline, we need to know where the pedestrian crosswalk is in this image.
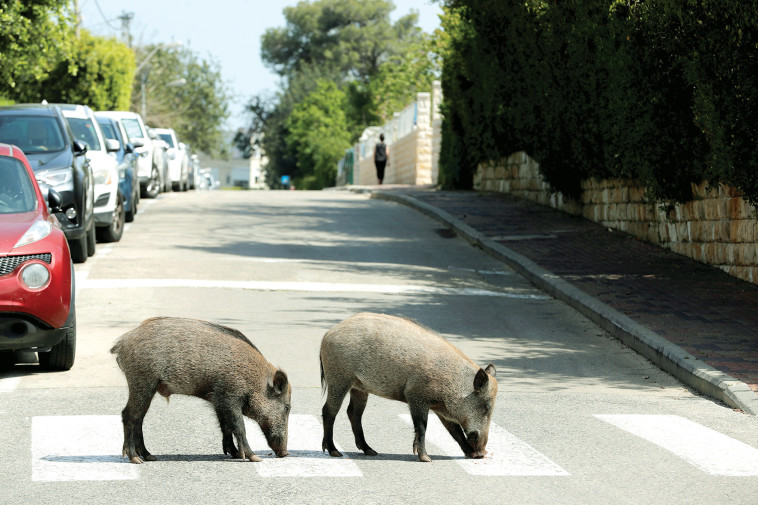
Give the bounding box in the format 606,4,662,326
399,414,569,476
27,413,758,481
595,414,758,477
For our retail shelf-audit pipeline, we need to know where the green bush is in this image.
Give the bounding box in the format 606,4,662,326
439,0,758,205
41,31,135,110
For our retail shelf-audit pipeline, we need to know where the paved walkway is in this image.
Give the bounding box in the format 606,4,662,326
361,187,758,414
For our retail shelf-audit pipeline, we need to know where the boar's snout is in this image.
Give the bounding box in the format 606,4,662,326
270,436,289,458
466,430,488,458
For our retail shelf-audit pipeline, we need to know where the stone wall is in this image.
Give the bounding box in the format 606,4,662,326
475,152,758,284
348,83,439,186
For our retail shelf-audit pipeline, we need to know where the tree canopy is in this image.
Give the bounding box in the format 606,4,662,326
133,45,230,156
251,0,438,189
0,0,74,102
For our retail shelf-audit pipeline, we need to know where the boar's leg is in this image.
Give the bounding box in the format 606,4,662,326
215,402,262,462
346,389,378,456
221,430,238,458
409,404,432,462
321,383,350,457
121,387,157,464
435,415,477,458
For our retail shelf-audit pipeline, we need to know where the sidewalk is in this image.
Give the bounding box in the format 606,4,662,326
360,187,758,415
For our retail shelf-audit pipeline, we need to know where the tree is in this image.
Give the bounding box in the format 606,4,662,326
132,45,230,156
286,79,352,189
256,0,429,188
41,30,135,110
0,0,74,102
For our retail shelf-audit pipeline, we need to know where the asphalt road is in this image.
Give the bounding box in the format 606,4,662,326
1,189,757,504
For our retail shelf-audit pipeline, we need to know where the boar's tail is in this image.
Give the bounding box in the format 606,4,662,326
320,357,326,397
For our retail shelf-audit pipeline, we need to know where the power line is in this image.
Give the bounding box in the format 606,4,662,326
91,0,120,31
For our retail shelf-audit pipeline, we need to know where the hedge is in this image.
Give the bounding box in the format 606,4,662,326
439,0,758,205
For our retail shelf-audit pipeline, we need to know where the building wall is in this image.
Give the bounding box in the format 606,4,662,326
347,83,439,186
475,152,758,284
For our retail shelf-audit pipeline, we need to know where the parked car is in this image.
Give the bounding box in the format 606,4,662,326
0,143,76,370
147,128,171,195
59,105,124,243
153,127,189,191
95,113,139,222
198,169,219,190
189,152,199,190
96,111,161,199
0,104,95,263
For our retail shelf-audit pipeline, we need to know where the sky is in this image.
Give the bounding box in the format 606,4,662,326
78,0,443,130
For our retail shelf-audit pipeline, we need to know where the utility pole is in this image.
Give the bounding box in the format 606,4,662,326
118,11,134,48
73,0,81,38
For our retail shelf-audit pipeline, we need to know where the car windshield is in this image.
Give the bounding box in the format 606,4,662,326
0,116,66,154
121,118,144,141
66,117,102,151
0,156,37,214
158,133,175,148
98,120,118,142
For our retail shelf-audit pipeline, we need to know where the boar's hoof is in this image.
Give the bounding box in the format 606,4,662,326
418,454,432,463
275,450,290,458
466,450,487,459
242,451,262,462
363,448,378,457
322,440,343,457
129,456,144,464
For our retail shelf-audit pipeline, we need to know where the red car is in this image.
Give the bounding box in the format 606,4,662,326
0,143,75,370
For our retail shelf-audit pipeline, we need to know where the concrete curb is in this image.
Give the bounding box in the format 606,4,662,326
367,189,758,415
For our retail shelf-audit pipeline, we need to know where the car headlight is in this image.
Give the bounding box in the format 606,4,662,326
20,263,51,289
14,220,52,249
94,169,113,185
37,168,73,187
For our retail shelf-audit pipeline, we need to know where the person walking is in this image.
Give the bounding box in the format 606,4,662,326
374,133,389,185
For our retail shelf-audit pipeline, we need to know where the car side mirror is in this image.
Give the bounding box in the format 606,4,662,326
73,140,88,156
131,139,145,148
105,139,120,153
48,188,63,213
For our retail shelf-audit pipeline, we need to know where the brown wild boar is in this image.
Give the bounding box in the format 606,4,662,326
110,317,291,464
320,312,497,462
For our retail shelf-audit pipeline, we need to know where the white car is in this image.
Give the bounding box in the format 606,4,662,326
152,127,189,191
60,104,125,243
97,111,162,199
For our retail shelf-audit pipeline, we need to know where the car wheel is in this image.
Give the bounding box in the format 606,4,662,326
87,221,96,256
97,193,125,243
125,188,138,222
69,234,88,263
143,167,161,199
39,313,76,371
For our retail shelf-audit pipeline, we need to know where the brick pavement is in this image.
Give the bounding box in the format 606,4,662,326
404,190,758,393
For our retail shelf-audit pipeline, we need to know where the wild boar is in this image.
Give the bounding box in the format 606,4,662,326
320,312,497,462
110,317,291,464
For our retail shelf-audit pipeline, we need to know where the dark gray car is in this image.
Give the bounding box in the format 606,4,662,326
0,104,96,263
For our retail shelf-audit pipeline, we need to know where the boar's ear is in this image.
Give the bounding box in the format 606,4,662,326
484,363,496,378
474,368,490,392
269,369,288,397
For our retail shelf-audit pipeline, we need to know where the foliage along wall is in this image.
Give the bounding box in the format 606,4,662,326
438,0,758,206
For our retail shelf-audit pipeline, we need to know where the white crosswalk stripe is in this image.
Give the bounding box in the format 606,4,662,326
31,415,138,482
595,414,758,476
244,415,362,477
27,413,758,481
399,414,569,476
